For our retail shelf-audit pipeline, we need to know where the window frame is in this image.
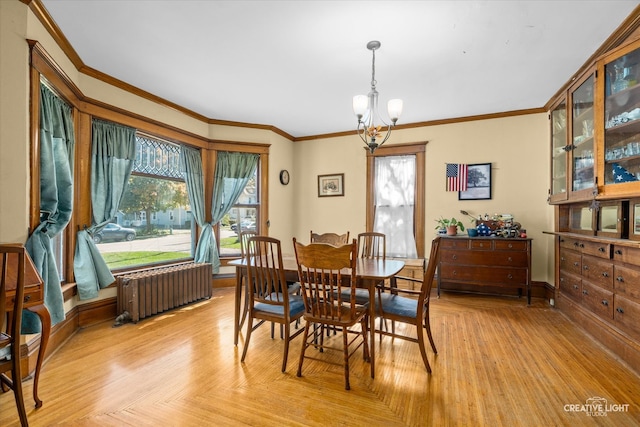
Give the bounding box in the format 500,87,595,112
28,41,270,287
366,142,427,258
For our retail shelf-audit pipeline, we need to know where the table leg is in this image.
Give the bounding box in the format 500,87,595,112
26,303,50,408
369,282,375,379
234,266,242,346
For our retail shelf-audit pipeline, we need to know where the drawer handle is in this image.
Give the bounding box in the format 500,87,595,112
583,265,589,270
615,249,623,255
574,242,579,247
452,254,457,260
507,274,513,279
598,247,605,252
580,243,585,248
561,257,565,261
23,295,31,302
601,299,609,306
508,257,513,262
582,289,588,295
573,262,579,267
617,307,624,314
573,284,579,290
452,270,457,276
508,243,513,248
602,272,609,277
616,276,624,282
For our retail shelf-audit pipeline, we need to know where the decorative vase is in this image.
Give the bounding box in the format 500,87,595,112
467,228,478,237
446,225,458,236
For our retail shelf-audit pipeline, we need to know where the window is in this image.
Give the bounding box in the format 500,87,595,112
219,165,260,257
94,134,193,270
366,142,426,258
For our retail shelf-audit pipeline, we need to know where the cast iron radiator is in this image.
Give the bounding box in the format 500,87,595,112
116,262,212,323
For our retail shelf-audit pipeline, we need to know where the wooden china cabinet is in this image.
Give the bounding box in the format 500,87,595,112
549,20,640,373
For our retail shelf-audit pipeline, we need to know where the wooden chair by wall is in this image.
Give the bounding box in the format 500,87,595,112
241,236,305,372
375,237,441,373
293,238,369,390
238,230,257,331
310,231,349,246
357,232,386,260
0,244,29,426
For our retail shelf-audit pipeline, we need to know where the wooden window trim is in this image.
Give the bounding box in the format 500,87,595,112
366,142,428,258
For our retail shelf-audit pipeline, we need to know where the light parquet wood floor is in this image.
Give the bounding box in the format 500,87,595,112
2,288,640,426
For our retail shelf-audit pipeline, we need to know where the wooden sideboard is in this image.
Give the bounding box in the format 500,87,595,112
556,233,640,372
437,236,533,304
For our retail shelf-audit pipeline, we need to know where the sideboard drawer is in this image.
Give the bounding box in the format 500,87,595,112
559,271,582,301
440,264,527,285
469,240,493,250
441,238,470,250
561,250,582,276
581,280,614,320
441,249,528,267
613,245,640,265
581,255,614,291
614,295,640,342
613,265,640,303
581,241,612,259
494,240,528,251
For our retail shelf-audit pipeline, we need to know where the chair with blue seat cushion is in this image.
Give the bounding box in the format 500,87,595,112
375,236,440,373
241,236,305,372
293,238,369,390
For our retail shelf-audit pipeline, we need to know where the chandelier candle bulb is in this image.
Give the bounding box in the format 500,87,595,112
388,99,403,122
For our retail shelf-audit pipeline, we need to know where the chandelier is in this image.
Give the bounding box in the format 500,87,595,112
353,40,403,153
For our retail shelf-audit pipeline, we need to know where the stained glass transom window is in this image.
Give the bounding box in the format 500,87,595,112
133,134,182,179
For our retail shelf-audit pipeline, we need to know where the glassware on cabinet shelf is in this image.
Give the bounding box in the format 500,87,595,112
571,75,595,193
605,45,640,185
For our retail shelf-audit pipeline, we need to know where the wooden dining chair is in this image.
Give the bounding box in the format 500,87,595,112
0,244,29,426
310,231,350,246
357,232,393,331
238,230,257,331
293,238,369,390
375,236,441,373
357,232,386,260
241,236,305,372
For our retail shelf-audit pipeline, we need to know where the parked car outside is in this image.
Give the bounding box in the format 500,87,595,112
93,223,136,243
230,220,256,233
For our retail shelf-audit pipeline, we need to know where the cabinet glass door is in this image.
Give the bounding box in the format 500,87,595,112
551,101,568,199
604,45,640,185
571,75,595,193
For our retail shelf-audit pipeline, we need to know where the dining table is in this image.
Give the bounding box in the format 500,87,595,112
228,255,405,378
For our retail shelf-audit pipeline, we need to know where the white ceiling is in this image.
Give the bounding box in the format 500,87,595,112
40,0,639,138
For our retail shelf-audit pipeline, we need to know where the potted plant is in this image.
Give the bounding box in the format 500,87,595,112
435,217,465,235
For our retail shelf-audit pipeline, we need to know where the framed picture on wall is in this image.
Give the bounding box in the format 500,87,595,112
318,173,344,197
459,163,492,200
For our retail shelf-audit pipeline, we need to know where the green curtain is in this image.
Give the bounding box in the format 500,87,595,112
73,119,136,299
179,146,211,263
209,152,259,272
23,84,74,333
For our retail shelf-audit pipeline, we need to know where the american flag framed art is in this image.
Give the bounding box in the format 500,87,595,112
458,163,492,200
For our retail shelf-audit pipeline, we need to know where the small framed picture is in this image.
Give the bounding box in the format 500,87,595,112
318,173,344,197
459,163,492,200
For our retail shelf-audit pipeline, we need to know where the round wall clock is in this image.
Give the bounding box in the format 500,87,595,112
279,169,290,185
